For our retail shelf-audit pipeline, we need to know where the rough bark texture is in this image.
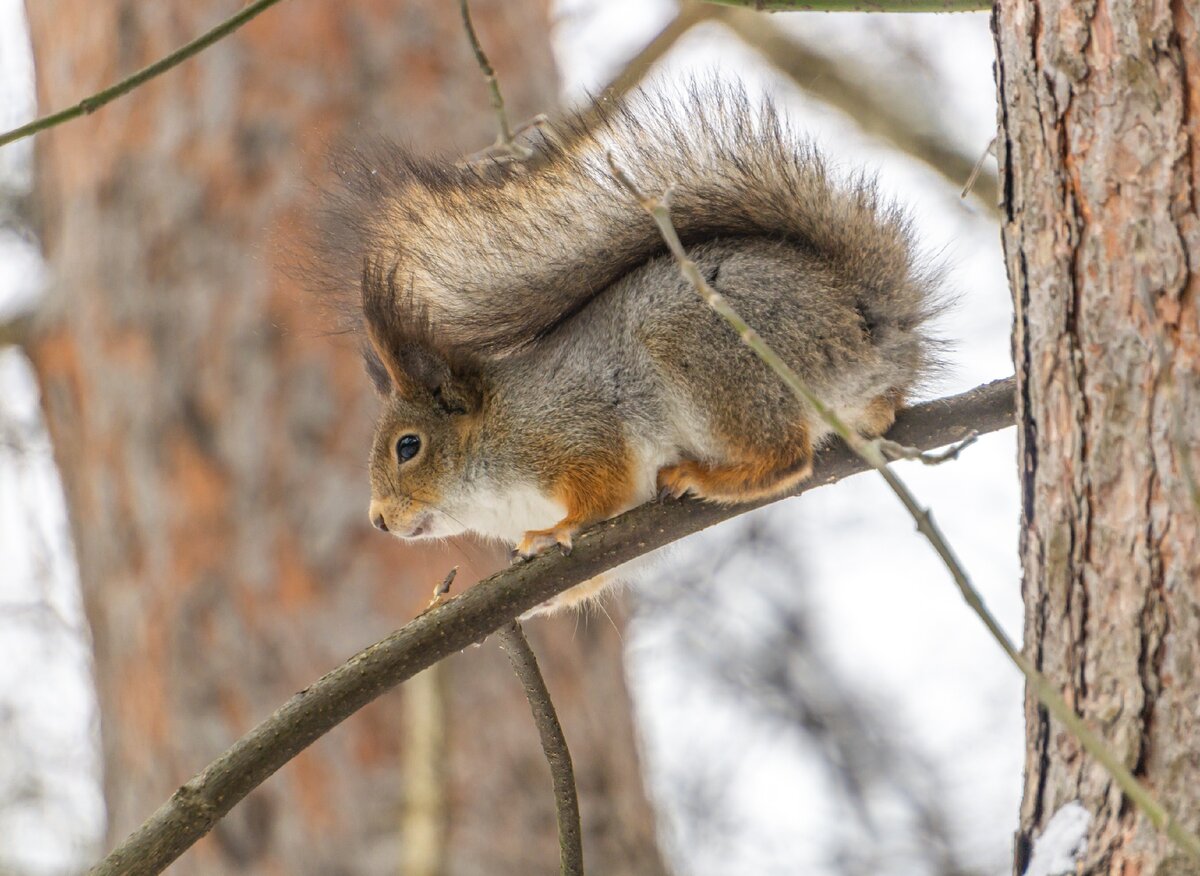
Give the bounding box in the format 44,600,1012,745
993,0,1200,872
24,1,667,873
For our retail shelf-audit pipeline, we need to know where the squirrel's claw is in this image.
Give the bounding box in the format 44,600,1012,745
515,526,575,559
656,464,694,501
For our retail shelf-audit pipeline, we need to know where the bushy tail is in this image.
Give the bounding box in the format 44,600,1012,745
319,81,943,364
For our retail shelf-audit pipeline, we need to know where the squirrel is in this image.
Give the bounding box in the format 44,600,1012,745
317,84,944,611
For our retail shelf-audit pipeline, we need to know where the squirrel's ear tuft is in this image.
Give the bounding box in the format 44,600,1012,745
361,259,412,393
362,345,393,397
360,259,483,414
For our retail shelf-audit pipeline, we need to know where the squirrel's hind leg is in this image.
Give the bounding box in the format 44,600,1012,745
657,422,813,504
853,389,906,438
658,388,906,504
522,571,620,617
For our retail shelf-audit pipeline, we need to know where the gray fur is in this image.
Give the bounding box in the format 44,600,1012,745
462,237,935,491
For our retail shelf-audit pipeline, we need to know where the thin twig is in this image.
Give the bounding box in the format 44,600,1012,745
462,114,549,165
420,566,459,614
496,622,584,876
961,137,996,200
607,160,1200,864
459,0,532,161
702,0,991,10
0,0,289,149
878,432,977,464
85,379,1014,875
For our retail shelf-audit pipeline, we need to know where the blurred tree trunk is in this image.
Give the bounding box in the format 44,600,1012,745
24,1,667,873
994,0,1200,872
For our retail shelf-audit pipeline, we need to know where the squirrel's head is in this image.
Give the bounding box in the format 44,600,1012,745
361,262,484,540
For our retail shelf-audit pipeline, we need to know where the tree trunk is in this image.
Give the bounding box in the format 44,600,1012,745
24,1,667,873
994,0,1200,872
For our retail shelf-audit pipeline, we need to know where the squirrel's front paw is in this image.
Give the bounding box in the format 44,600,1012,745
514,525,575,560
656,462,699,500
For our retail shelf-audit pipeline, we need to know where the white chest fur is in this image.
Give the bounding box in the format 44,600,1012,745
453,481,566,544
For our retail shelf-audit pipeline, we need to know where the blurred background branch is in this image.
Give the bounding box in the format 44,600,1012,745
0,315,30,348
705,3,999,212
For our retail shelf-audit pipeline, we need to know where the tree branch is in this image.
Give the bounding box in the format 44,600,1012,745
459,0,535,161
86,377,1014,876
708,5,999,213
0,0,288,149
496,622,584,876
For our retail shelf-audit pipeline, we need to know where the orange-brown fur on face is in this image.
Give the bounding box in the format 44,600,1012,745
360,257,494,538
366,389,480,538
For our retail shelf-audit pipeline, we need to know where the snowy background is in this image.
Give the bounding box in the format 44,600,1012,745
0,1,1020,873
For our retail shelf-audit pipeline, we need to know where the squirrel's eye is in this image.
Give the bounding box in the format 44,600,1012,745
396,434,421,463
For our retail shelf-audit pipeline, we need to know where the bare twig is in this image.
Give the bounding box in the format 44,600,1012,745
421,566,459,614
608,162,1200,864
85,378,1014,875
496,622,584,876
459,0,532,161
961,137,996,200
0,0,289,149
702,0,991,10
878,432,977,464
709,6,1000,213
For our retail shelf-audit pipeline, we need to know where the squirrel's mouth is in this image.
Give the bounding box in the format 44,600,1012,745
394,509,467,541
396,511,434,540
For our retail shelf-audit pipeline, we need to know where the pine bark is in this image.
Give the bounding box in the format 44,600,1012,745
24,2,667,873
994,0,1200,872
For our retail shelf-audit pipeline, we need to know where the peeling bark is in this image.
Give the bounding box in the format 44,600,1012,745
994,0,1200,871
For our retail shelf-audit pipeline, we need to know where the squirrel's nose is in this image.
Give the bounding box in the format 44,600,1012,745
368,501,389,532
